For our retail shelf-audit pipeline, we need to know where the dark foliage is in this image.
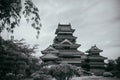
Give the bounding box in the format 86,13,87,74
116,57,120,77
105,59,116,72
105,57,120,78
0,37,39,80
0,0,41,38
48,64,79,80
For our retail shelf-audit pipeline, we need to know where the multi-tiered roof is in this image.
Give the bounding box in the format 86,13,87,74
86,45,107,62
40,23,108,75
41,45,59,61
86,45,107,75
41,23,86,66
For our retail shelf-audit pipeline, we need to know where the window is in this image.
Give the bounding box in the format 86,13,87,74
64,47,70,49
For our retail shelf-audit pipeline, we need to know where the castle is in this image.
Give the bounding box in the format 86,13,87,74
40,23,107,75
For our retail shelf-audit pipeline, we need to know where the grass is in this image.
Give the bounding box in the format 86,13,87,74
24,76,120,80
72,76,120,80
24,78,33,80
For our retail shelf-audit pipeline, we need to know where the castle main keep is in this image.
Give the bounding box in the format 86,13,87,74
41,23,107,75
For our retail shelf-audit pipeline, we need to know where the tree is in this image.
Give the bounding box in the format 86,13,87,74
116,57,120,78
26,56,41,76
105,59,116,72
0,37,39,80
105,58,120,77
49,64,79,80
0,0,41,38
31,68,52,80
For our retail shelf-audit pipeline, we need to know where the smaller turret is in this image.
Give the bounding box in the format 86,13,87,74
40,45,59,65
86,45,107,76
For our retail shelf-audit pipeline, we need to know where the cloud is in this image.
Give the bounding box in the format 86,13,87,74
2,0,120,59
21,0,120,59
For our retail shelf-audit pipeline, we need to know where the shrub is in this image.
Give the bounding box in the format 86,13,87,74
103,72,113,77
31,71,52,80
16,74,24,80
6,73,16,80
33,74,52,80
49,64,78,80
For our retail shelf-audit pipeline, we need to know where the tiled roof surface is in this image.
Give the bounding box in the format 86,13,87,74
58,24,71,31
55,24,75,34
41,45,59,54
60,39,73,45
44,45,58,51
41,53,58,60
60,60,82,63
59,50,84,56
86,45,103,53
53,43,80,48
88,56,107,60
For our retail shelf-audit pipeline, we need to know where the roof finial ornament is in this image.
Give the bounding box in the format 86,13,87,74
69,23,71,25
94,44,96,47
58,22,60,25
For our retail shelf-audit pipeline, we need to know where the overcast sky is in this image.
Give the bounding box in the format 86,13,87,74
2,0,120,59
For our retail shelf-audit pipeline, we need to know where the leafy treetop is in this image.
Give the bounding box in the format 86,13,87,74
0,0,41,38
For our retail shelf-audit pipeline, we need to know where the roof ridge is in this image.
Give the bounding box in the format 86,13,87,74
60,39,73,45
